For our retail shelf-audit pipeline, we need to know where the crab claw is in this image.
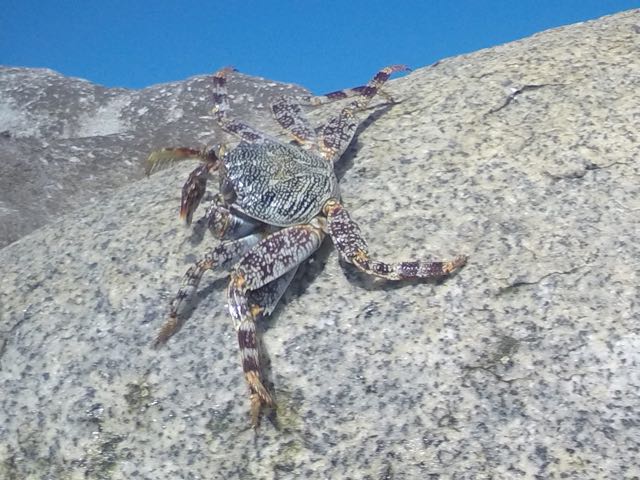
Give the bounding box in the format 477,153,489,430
177,149,221,224
180,164,210,224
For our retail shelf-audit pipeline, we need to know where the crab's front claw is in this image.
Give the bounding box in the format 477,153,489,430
177,153,221,224
180,164,211,224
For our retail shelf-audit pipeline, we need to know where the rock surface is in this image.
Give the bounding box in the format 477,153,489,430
0,66,308,248
1,9,640,480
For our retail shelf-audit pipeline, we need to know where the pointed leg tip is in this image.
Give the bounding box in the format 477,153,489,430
388,64,411,74
214,66,237,78
179,196,197,225
249,393,263,429
249,394,276,430
152,314,181,348
151,333,167,349
449,255,469,272
178,207,191,224
144,152,162,176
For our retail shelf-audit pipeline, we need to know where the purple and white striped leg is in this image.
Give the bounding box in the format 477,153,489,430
231,267,298,426
212,68,276,144
270,96,318,147
294,76,397,108
226,221,325,426
324,199,467,280
153,233,264,347
319,65,410,161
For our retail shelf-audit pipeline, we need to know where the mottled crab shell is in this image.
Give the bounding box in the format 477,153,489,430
221,141,339,226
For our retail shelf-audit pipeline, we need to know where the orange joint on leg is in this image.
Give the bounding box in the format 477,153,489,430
353,248,369,265
443,255,468,274
320,145,337,160
232,272,247,290
322,198,340,216
200,258,215,270
250,304,264,319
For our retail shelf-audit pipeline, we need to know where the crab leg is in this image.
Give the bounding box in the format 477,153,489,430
145,147,219,176
247,267,298,320
307,86,382,105
320,65,409,161
212,68,277,144
153,232,264,347
324,199,467,280
144,147,221,225
271,96,318,147
270,67,406,155
229,267,298,426
293,83,395,108
226,221,325,426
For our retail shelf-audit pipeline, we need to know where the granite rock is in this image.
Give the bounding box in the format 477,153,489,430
1,9,640,480
0,66,308,248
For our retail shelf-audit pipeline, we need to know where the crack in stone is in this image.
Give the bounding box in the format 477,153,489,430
544,160,633,180
463,363,531,384
613,199,640,212
486,83,565,115
496,266,583,296
462,335,541,385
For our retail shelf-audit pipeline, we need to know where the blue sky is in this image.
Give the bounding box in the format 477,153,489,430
2,1,638,93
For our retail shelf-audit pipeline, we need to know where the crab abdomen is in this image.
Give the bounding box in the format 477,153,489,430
222,142,338,226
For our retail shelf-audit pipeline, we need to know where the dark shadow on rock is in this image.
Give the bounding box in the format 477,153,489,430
257,238,334,430
334,102,400,181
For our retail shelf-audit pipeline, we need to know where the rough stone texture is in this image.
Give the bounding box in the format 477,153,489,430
2,9,640,480
0,67,308,248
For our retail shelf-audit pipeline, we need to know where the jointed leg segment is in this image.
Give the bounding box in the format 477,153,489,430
320,65,409,160
212,68,276,144
271,96,318,147
229,267,299,426
179,160,219,224
153,233,264,347
226,222,325,426
324,199,467,280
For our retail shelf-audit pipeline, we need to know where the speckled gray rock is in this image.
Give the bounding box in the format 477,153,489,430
2,10,640,480
0,67,308,248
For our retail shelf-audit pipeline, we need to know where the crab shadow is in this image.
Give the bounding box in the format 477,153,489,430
333,102,398,181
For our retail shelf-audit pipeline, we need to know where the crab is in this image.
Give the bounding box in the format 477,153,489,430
147,65,467,427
